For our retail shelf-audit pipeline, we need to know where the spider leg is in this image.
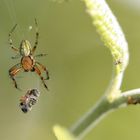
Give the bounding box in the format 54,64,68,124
34,65,49,90
36,62,49,80
9,63,22,90
11,54,21,59
34,53,47,58
9,24,19,52
31,19,39,54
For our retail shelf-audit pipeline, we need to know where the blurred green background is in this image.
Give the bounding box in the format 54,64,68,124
0,0,140,139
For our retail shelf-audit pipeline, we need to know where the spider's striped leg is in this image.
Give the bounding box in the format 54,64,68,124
9,63,22,90
9,24,19,52
34,65,49,90
11,54,21,59
31,19,39,54
34,53,47,58
36,62,49,80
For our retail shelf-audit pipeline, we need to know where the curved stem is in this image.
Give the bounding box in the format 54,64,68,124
70,95,109,139
70,88,140,139
53,0,130,139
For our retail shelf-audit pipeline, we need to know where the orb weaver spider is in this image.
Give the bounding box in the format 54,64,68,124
8,19,49,90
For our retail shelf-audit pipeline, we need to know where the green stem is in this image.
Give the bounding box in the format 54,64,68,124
53,1,130,139
70,95,109,139
70,88,140,139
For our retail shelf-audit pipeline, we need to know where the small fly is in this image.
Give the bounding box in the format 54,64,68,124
19,89,40,113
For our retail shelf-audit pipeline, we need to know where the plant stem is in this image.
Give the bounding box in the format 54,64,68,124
53,0,130,139
70,88,140,139
70,95,109,139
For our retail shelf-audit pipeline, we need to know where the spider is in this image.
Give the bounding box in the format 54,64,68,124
8,19,49,90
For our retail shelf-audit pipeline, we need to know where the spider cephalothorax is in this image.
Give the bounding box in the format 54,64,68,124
8,19,49,90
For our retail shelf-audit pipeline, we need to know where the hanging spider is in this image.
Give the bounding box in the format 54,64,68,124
8,19,49,90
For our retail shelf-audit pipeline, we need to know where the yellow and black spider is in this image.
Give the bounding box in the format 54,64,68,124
8,19,49,90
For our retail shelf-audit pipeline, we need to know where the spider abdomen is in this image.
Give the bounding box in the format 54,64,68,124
21,56,35,71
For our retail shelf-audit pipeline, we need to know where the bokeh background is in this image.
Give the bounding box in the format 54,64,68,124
0,0,140,139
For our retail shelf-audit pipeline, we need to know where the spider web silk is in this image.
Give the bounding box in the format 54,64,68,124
3,0,22,40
